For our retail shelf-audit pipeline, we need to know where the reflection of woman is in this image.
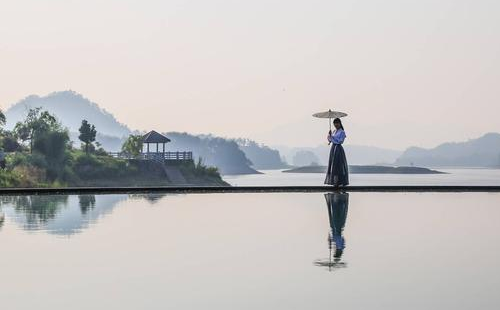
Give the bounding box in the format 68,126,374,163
314,192,349,271
324,118,349,187
325,192,349,259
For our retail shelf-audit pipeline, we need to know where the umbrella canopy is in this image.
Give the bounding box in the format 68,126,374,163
313,109,348,132
312,109,348,119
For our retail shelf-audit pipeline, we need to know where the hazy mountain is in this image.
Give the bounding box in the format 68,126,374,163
275,144,403,166
234,138,288,170
395,133,500,167
164,132,258,175
5,90,131,137
13,90,499,172
292,150,320,166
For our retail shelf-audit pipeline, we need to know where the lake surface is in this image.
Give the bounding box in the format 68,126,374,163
224,168,500,186
1,192,500,309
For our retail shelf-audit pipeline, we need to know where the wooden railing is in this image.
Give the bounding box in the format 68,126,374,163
108,151,193,161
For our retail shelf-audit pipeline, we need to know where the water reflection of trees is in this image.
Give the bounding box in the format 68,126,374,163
0,195,69,227
79,195,96,214
0,193,164,235
128,193,169,204
314,192,349,271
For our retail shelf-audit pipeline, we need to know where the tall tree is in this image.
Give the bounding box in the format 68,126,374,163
122,135,143,157
0,130,22,152
33,129,70,180
12,108,69,180
78,120,97,155
13,107,60,153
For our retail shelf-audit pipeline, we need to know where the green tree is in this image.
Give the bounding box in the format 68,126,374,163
12,108,70,181
32,127,70,181
122,135,143,157
0,109,10,152
78,120,97,155
0,130,22,152
13,107,60,153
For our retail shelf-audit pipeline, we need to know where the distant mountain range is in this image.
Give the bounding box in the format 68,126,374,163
4,91,500,170
395,133,500,168
278,133,500,168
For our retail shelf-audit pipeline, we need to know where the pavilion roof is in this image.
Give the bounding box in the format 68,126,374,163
142,130,171,143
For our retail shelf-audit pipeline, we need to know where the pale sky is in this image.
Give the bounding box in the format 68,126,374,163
1,0,499,150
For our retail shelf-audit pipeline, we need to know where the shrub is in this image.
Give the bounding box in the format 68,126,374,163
11,165,47,187
0,169,22,187
73,154,130,180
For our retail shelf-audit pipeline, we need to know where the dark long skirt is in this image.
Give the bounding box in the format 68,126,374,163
324,143,349,186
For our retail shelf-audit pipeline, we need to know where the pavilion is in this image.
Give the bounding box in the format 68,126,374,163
142,130,171,155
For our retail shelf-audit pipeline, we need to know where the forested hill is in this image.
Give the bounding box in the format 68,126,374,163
163,132,259,175
235,138,288,170
5,91,131,137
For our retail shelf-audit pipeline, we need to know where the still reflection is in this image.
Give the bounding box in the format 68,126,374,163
0,195,69,229
0,194,133,236
314,192,349,271
79,195,96,214
128,193,169,204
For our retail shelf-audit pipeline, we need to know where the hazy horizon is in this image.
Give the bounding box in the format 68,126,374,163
1,0,499,150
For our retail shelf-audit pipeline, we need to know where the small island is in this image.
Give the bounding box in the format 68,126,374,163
282,165,445,174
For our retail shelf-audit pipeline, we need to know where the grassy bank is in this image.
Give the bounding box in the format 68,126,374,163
1,151,228,187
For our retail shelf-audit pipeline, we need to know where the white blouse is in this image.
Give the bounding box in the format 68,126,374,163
328,129,346,144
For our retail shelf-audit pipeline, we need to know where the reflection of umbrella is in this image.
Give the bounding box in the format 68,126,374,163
313,258,347,271
312,109,348,131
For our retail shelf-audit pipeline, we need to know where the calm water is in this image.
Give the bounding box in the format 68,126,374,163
224,168,500,186
1,192,500,309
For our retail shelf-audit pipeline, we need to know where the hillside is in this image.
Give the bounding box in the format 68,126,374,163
395,133,500,167
5,91,131,137
235,138,288,170
163,132,259,175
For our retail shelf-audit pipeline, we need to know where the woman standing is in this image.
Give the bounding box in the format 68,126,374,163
324,118,349,187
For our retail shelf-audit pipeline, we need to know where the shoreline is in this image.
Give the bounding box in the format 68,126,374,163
0,185,500,195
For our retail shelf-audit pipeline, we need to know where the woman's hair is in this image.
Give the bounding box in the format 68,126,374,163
333,118,344,130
